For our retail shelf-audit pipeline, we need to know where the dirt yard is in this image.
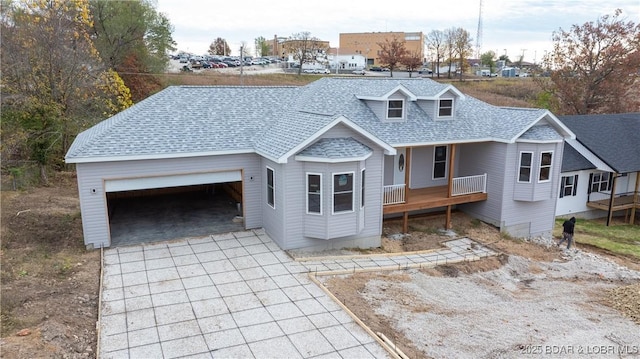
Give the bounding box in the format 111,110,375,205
1,175,638,359
1,172,100,359
319,214,640,359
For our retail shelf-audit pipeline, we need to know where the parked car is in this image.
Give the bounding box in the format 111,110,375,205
313,68,330,74
352,69,366,75
201,61,211,69
418,67,433,75
370,66,382,72
179,57,188,63
303,69,315,73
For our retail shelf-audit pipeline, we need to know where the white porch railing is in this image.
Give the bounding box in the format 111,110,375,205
452,173,487,196
383,184,406,205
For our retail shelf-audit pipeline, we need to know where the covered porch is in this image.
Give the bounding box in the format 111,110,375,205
587,171,640,225
382,144,488,232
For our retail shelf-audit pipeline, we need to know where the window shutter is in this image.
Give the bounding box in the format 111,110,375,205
573,175,579,196
587,173,593,194
559,178,565,198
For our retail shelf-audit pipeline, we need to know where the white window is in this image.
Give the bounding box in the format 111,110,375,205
266,167,275,208
433,145,447,179
590,172,611,193
387,100,404,119
518,152,533,183
307,173,322,214
438,99,453,117
360,169,365,208
559,175,578,198
538,151,553,182
333,172,354,213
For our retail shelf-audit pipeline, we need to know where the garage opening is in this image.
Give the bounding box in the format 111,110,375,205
106,172,244,246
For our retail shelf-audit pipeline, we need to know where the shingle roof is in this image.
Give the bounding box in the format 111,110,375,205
66,78,561,163
559,113,640,173
296,137,372,160
561,142,596,172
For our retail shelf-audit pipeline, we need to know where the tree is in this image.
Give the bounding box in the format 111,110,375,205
1,0,132,184
285,31,327,75
401,50,423,77
89,0,175,101
541,9,640,114
444,27,457,78
480,50,496,74
377,36,409,77
209,38,231,56
254,36,269,57
498,54,511,65
453,27,473,80
426,30,445,78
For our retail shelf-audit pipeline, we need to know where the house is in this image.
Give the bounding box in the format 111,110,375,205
65,78,574,250
556,113,640,225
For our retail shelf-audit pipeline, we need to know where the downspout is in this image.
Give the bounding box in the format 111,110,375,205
606,172,618,226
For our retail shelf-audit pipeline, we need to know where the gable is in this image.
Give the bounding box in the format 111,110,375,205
559,113,640,173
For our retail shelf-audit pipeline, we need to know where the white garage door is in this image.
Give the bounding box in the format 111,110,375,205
105,171,242,192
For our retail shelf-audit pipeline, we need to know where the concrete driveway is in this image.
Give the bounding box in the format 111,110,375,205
98,229,495,358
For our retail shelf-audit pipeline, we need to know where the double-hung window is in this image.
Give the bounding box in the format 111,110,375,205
518,152,533,183
433,145,447,179
538,151,553,182
438,99,453,117
387,100,404,119
590,172,611,193
307,173,322,214
266,167,275,208
333,172,354,213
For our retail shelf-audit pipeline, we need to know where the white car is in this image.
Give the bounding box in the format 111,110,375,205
352,69,366,75
313,68,330,74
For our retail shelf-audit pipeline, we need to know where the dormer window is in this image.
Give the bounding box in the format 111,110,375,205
387,100,404,119
438,99,453,117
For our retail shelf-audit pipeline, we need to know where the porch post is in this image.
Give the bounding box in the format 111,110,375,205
447,144,456,198
631,171,639,224
446,144,456,229
606,173,618,226
402,148,411,233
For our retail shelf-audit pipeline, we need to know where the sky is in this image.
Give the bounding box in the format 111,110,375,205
156,0,639,63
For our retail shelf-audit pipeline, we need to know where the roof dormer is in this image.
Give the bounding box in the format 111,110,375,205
356,84,416,123
415,85,465,121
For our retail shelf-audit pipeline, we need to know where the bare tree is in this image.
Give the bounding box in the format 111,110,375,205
453,28,473,80
540,9,640,114
444,27,457,78
401,50,423,78
427,30,445,78
377,36,409,77
285,32,328,75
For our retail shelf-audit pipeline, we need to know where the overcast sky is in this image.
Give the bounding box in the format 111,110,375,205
156,0,639,63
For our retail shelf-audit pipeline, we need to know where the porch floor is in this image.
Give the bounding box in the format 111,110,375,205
587,194,639,212
383,185,488,215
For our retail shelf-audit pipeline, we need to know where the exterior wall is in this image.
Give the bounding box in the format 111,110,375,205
339,32,425,66
76,153,262,248
261,159,285,249
416,100,435,118
556,171,638,219
410,146,452,189
457,142,507,227
500,142,564,238
274,124,385,250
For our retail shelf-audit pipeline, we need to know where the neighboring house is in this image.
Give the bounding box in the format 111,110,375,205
65,78,574,250
556,113,640,224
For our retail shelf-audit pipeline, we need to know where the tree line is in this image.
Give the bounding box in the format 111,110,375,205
1,0,176,184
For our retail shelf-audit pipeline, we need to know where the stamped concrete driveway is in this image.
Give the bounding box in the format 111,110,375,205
98,229,393,358
99,229,496,358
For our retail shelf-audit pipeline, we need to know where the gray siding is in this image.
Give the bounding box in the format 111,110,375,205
501,142,564,237
261,159,285,249
458,142,507,227
76,154,262,248
275,124,384,250
410,146,450,189
416,100,435,118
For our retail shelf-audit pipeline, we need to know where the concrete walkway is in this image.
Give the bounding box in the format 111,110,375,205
98,230,496,358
